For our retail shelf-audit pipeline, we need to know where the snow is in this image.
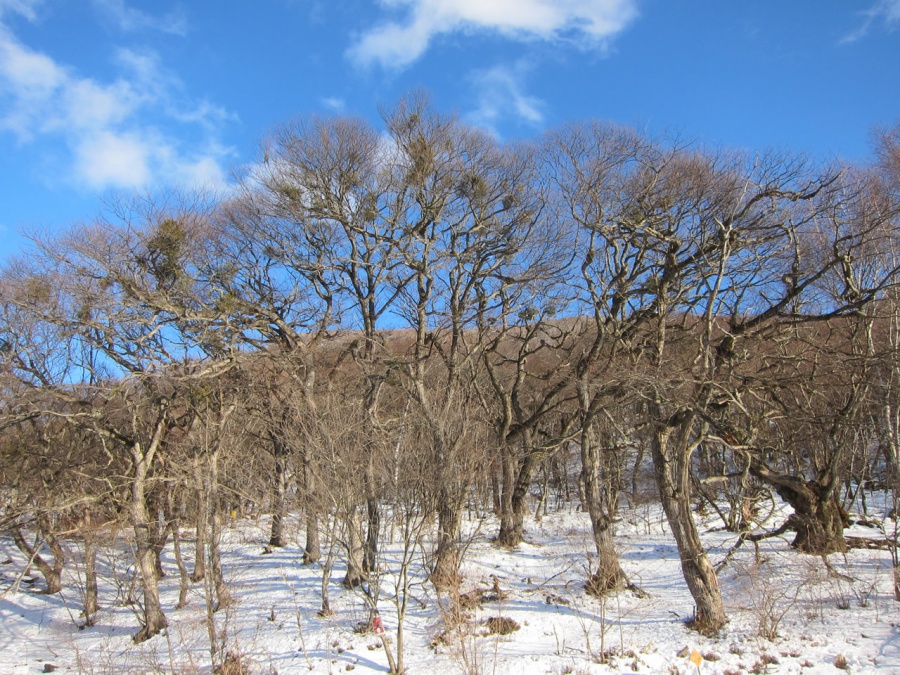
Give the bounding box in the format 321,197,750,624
2,499,899,674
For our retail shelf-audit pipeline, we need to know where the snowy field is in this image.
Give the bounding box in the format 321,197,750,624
2,498,899,674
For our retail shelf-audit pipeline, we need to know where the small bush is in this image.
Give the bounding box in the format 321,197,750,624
483,616,520,635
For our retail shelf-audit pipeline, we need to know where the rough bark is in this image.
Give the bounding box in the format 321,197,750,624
191,458,207,583
303,509,321,565
80,510,98,622
579,422,628,595
207,449,234,610
431,488,464,589
268,433,288,548
365,495,380,573
130,429,168,643
151,506,169,580
497,439,548,547
749,462,848,554
651,413,727,634
11,524,64,595
171,519,190,608
342,507,366,588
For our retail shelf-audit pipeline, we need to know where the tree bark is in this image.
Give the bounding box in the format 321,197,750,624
268,433,288,548
80,510,98,622
748,462,848,554
431,487,464,589
303,509,321,565
191,457,207,583
11,524,64,595
651,412,727,634
171,518,190,608
207,449,234,610
579,422,628,595
151,505,169,580
342,507,366,588
497,436,546,547
365,495,380,573
130,431,168,643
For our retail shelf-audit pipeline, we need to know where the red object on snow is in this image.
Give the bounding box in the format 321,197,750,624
373,616,385,634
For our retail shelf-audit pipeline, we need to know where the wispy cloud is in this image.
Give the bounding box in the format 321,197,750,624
0,0,42,21
321,96,346,112
465,63,544,136
91,0,188,36
0,14,232,191
348,0,639,69
841,0,900,43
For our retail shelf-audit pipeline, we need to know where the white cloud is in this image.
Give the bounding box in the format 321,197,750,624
74,130,151,188
0,15,232,191
465,63,544,136
841,0,900,43
348,0,639,69
321,96,346,112
0,0,41,21
91,0,188,36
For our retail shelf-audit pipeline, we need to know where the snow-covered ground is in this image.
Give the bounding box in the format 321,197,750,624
2,499,899,674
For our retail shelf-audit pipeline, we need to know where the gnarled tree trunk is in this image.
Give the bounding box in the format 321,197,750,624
651,411,727,634
11,523,64,595
749,462,848,554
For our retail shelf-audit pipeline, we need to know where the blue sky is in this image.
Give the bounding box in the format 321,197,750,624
0,0,898,260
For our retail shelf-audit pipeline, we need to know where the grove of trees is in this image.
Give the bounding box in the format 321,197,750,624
2,95,899,662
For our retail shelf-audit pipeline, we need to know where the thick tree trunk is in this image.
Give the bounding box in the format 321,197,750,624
268,433,288,548
431,487,464,589
301,451,321,564
130,432,168,643
579,422,628,595
651,412,727,635
497,445,517,544
749,464,848,554
133,519,168,642
11,525,64,595
303,509,321,565
342,507,366,588
497,440,544,548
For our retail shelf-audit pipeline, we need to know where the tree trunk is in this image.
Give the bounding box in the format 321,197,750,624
11,525,64,595
80,510,98,623
171,519,190,608
303,509,321,565
130,433,168,643
749,464,848,554
191,458,207,583
207,449,233,610
151,506,168,580
579,422,628,595
301,450,321,564
365,495,380,573
268,433,288,548
342,507,366,588
133,520,168,642
651,412,727,634
431,487,464,589
497,439,543,547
